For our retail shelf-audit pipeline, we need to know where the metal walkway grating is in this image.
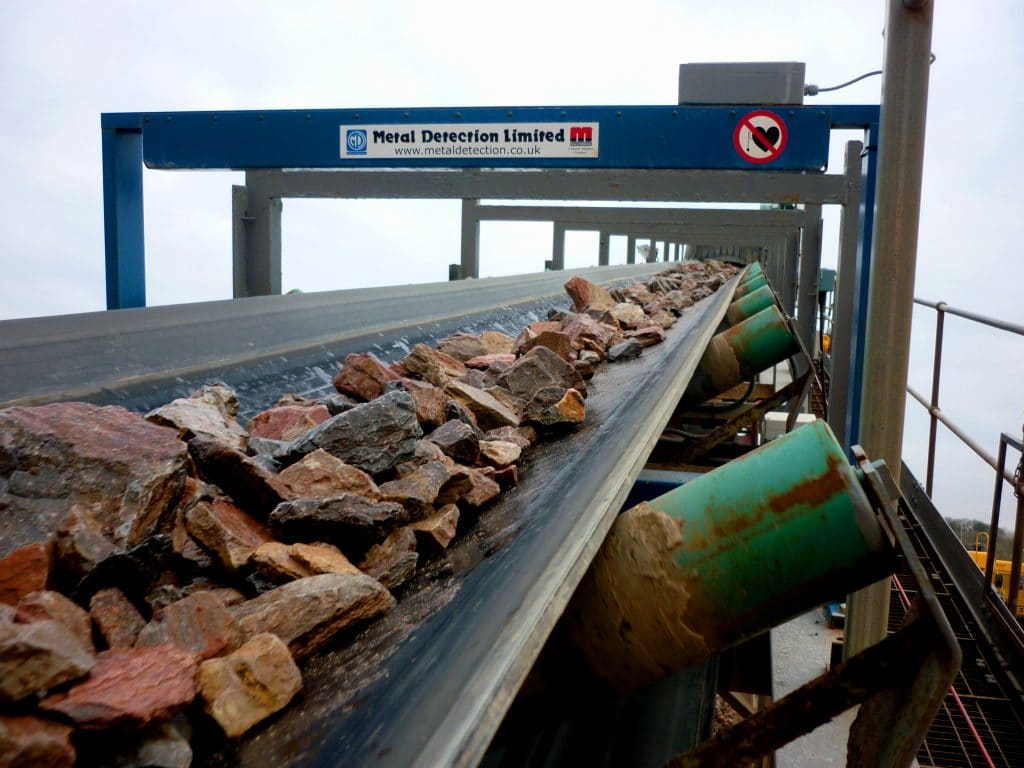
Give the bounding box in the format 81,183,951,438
889,506,1024,768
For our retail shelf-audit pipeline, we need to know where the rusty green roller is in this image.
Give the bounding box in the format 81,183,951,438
743,261,764,280
733,272,768,299
684,304,799,404
567,421,892,693
725,284,775,325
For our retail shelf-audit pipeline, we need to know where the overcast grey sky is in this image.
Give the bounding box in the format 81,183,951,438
1,1,1021,525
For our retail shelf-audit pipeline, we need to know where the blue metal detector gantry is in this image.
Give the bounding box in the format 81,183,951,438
100,103,879,448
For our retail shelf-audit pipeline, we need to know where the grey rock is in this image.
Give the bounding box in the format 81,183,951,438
607,338,643,362
287,391,422,476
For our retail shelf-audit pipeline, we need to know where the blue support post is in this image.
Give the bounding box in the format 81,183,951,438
846,122,880,449
101,115,145,309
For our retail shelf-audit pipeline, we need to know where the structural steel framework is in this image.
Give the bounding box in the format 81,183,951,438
100,103,878,451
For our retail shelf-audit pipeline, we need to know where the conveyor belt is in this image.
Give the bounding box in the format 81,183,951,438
0,265,734,767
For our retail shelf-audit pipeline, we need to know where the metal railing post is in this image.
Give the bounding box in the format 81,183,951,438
985,436,1008,593
925,302,946,495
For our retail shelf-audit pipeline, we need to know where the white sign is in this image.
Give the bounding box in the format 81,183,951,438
340,122,599,160
733,110,788,165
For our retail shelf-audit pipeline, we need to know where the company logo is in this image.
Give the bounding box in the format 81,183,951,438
346,129,368,155
569,126,593,146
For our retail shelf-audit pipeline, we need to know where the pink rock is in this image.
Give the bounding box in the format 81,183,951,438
0,542,54,606
465,353,517,370
333,353,402,402
40,645,199,729
564,276,616,312
247,404,331,442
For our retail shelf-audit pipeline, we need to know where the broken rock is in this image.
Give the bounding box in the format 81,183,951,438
247,403,331,442
564,275,617,313
287,390,422,476
524,387,587,428
186,498,273,573
402,343,468,387
0,715,76,768
54,506,116,581
497,346,587,400
359,528,419,591
626,325,667,347
611,302,647,330
479,440,522,468
481,330,516,355
0,615,95,703
607,338,643,362
199,632,302,738
252,541,360,583
90,587,147,650
268,494,408,551
437,466,501,510
444,379,522,429
378,460,451,519
518,330,573,362
277,449,381,501
146,383,249,451
0,541,54,605
333,353,401,402
426,419,481,465
230,572,394,659
40,645,198,729
409,504,460,552
385,378,448,429
464,353,516,370
0,402,187,553
188,435,291,519
15,591,94,653
436,332,489,362
135,591,244,660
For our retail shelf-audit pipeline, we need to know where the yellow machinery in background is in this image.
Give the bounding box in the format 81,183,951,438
968,533,1024,619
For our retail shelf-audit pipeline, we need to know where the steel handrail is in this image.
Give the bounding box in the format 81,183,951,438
909,297,1024,613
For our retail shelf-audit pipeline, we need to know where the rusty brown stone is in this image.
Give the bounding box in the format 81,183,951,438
359,528,419,590
485,425,537,447
378,460,451,519
187,434,291,519
524,387,587,428
0,613,95,703
402,343,468,387
561,312,619,351
53,506,117,582
409,505,460,551
277,448,381,501
146,383,249,451
625,325,668,347
268,493,408,551
425,419,480,464
564,275,616,312
437,466,501,510
136,592,244,660
247,403,332,442
333,353,401,402
230,572,394,659
479,440,522,468
0,541,54,606
497,346,587,400
90,587,147,650
647,309,676,329
518,330,574,361
436,332,489,362
464,353,516,370
492,464,520,490
0,403,187,554
15,591,94,653
386,378,448,429
199,632,302,738
443,379,521,429
252,541,359,583
39,645,198,729
186,498,273,573
0,715,76,768
480,330,515,355
610,302,647,330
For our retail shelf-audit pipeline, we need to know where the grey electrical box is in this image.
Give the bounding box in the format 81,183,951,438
679,62,805,105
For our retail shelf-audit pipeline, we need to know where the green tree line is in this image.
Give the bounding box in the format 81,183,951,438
945,517,1017,561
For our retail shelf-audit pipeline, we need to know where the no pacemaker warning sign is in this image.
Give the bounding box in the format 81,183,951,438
734,110,788,164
